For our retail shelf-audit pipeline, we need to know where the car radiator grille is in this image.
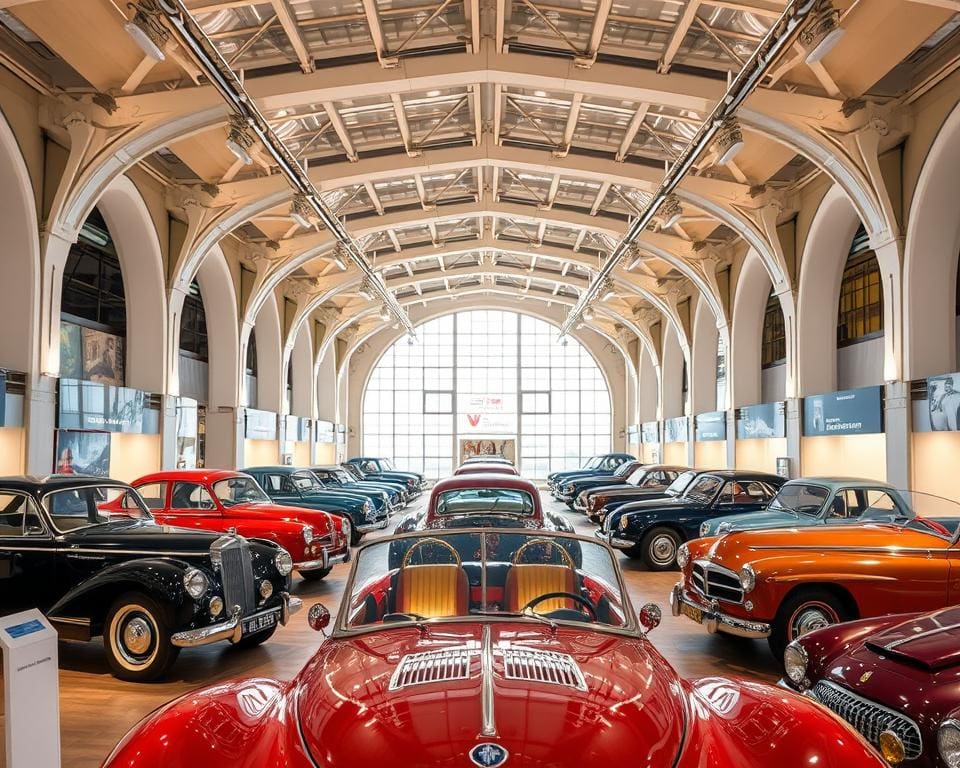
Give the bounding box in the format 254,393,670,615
812,681,922,759
389,646,476,690
692,561,744,604
502,648,587,691
219,538,256,616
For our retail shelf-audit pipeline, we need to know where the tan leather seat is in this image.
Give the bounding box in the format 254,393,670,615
504,564,577,613
394,564,470,618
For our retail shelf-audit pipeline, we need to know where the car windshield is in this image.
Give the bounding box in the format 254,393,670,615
625,467,648,485
768,484,830,516
44,484,152,533
685,475,722,503
436,488,534,516
333,470,355,483
665,471,697,497
583,457,602,469
291,472,324,491
341,466,363,479
379,459,394,470
213,477,270,506
342,530,632,633
612,462,634,478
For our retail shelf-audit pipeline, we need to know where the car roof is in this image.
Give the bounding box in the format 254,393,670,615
0,474,133,492
243,465,306,473
432,475,540,494
691,469,786,482
784,476,896,490
133,469,248,484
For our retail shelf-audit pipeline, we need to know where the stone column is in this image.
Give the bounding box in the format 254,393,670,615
884,381,910,488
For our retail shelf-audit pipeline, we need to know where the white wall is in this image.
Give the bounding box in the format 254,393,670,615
837,337,885,390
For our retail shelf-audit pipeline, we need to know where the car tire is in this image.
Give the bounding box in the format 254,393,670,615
300,567,332,581
768,589,849,661
350,526,363,546
640,527,682,571
232,624,278,649
104,592,179,683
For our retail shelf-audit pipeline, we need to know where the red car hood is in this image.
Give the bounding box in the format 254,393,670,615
865,605,960,670
228,502,333,534
295,623,684,767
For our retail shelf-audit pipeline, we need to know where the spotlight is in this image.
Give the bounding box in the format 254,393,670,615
290,193,313,229
801,1,844,64
225,115,254,165
714,117,744,165
658,195,683,229
124,2,167,62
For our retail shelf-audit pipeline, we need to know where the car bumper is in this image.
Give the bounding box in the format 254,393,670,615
297,547,350,572
593,529,636,549
171,592,303,648
357,517,389,532
573,499,588,513
669,583,771,639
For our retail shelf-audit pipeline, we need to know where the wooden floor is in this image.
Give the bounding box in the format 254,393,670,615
0,493,780,767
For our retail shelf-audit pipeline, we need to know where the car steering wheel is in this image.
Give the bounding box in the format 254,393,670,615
512,538,574,567
523,592,597,620
401,537,462,567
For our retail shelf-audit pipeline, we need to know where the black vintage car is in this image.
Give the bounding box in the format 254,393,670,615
573,464,687,520
0,475,301,681
595,470,785,570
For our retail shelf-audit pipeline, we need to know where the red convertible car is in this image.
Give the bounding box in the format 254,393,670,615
130,471,350,580
103,529,887,768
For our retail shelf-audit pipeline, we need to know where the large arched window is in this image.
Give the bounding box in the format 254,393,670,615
761,289,786,368
362,310,612,479
837,224,883,347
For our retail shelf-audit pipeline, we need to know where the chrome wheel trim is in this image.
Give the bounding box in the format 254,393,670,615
649,534,677,565
111,604,159,670
789,603,838,640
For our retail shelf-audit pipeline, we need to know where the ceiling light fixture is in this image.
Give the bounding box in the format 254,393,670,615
290,193,312,229
225,114,254,165
800,1,843,64
124,1,167,61
713,117,745,165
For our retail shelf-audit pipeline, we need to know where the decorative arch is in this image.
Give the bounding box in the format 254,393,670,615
904,100,960,379
661,323,685,419
691,296,720,414
731,252,774,407
289,322,315,417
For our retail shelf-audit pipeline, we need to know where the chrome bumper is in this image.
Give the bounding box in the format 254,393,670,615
357,517,389,532
297,547,350,572
171,592,303,648
669,583,771,639
593,528,636,549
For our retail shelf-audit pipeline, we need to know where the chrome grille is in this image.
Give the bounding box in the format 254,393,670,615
215,536,256,616
692,561,743,604
502,648,587,691
389,646,477,690
812,681,922,759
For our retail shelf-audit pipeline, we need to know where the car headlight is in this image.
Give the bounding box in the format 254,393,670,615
718,522,732,534
939,720,960,767
341,518,351,542
563,484,573,494
274,550,294,576
183,567,209,599
739,564,756,593
783,642,809,688
302,526,314,544
619,515,630,531
363,501,376,522
676,544,690,569
699,522,710,536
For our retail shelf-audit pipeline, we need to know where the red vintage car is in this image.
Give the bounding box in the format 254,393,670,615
103,529,887,768
130,471,350,581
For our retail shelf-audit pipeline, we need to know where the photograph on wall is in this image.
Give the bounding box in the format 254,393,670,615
59,322,83,380
664,416,688,444
736,402,786,440
459,438,516,463
694,411,726,442
641,421,660,444
54,429,111,476
926,373,960,431
802,386,883,436
245,408,278,440
627,425,640,444
59,378,149,433
315,420,336,444
81,327,124,385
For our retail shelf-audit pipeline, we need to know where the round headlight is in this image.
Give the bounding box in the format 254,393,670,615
739,564,756,593
718,521,732,534
676,544,690,569
939,720,960,768
879,730,905,766
699,522,710,537
341,518,351,539
783,641,808,687
302,526,314,544
274,550,294,576
183,567,209,599
563,484,573,493
259,579,274,599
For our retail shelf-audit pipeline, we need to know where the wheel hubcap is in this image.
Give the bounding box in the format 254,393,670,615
792,606,834,638
123,618,153,655
651,535,676,564
112,605,158,668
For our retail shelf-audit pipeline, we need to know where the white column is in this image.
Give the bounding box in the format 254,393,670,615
23,376,57,476
884,381,910,489
160,395,178,470
784,397,802,479
204,407,245,470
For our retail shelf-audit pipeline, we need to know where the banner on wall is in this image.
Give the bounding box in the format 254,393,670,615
923,373,960,432
641,421,660,444
175,397,198,469
336,424,346,444
315,420,335,444
58,379,156,434
460,438,515,463
736,402,786,440
802,386,883,436
694,411,726,442
457,413,516,433
245,409,278,440
664,416,688,444
283,415,311,443
54,430,110,476
627,425,640,444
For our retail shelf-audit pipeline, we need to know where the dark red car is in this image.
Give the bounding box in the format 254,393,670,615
784,605,960,767
130,470,350,580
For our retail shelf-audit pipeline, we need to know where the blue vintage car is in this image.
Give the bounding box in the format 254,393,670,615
547,453,635,498
312,465,408,511
698,477,913,537
553,460,643,505
345,457,427,495
596,470,785,570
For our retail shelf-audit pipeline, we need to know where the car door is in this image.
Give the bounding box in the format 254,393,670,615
710,480,778,521
161,481,222,531
0,492,58,613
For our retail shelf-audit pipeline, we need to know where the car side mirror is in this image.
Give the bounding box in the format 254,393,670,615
638,602,661,633
308,603,331,634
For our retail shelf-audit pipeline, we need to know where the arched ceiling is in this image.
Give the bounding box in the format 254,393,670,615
7,0,957,349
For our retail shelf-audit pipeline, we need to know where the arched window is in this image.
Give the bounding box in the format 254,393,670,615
246,330,258,377
761,290,786,368
362,310,611,479
59,207,125,385
837,224,883,347
179,281,208,361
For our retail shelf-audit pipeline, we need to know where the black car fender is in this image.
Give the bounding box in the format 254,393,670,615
622,510,686,542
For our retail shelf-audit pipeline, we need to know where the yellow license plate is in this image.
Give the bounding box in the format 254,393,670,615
680,602,703,624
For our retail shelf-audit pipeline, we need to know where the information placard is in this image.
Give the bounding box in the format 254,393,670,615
802,386,883,436
736,402,786,440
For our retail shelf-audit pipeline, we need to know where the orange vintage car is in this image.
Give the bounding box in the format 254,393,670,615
670,501,960,661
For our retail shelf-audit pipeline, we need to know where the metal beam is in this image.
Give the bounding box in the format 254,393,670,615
270,0,314,73
555,92,582,157
658,0,702,74
361,0,396,66
323,101,358,161
616,102,651,162
577,0,614,67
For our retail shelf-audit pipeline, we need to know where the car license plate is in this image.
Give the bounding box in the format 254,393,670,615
242,609,279,635
680,601,703,624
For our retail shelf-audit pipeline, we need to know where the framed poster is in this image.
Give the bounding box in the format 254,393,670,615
245,409,278,440
459,438,515,463
926,373,960,431
54,430,110,476
58,379,151,434
802,386,883,436
315,420,335,444
81,328,124,386
664,416,688,444
736,402,786,440
641,421,660,444
694,411,726,441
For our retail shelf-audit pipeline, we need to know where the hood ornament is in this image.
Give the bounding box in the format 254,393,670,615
859,671,873,684
469,743,509,767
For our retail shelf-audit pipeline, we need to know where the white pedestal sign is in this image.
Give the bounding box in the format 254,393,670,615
0,610,60,768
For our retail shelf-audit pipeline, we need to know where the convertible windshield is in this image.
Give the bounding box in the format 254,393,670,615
436,488,534,516
768,484,830,516
213,477,270,506
45,485,152,532
343,531,631,632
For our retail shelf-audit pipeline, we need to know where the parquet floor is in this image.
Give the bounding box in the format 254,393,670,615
0,492,779,767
